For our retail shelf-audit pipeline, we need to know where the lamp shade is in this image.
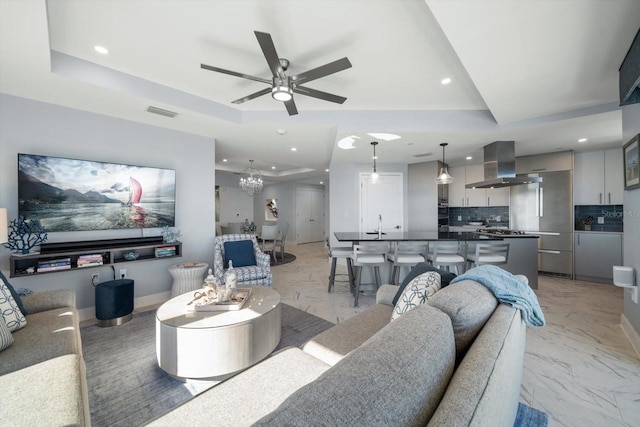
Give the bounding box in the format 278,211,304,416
0,208,7,244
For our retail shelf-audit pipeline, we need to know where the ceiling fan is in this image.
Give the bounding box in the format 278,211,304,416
201,31,352,116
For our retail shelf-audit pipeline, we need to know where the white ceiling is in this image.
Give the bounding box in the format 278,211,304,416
1,0,638,184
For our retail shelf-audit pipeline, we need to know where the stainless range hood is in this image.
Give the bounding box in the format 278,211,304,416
465,141,542,188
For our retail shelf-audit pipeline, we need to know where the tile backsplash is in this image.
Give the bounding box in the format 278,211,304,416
449,206,510,227
574,205,624,232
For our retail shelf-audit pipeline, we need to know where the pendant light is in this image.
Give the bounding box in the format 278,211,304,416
239,160,264,196
370,141,379,183
435,143,454,184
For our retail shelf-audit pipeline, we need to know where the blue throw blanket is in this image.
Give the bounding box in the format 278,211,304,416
450,265,546,327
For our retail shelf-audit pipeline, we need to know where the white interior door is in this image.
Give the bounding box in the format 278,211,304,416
360,173,404,233
296,189,324,243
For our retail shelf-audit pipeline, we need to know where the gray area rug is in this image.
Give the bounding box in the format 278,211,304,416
81,303,334,427
515,402,549,426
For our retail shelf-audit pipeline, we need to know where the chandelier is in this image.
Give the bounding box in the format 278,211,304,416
239,160,264,196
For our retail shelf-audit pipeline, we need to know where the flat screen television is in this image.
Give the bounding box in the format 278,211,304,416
18,153,176,232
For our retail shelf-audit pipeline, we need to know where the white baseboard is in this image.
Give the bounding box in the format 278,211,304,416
78,290,171,322
621,314,640,358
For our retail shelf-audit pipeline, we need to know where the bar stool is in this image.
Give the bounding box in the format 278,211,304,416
427,241,467,274
352,242,389,306
387,242,428,285
328,246,355,294
467,242,510,268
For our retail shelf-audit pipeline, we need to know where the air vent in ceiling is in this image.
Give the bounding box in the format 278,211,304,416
413,152,433,158
146,106,178,118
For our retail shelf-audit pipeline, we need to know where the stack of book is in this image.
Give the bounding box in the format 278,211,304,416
77,254,104,268
38,257,71,272
155,245,176,257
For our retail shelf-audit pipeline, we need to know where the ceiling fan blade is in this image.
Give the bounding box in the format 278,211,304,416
200,63,271,84
294,86,347,104
231,87,271,104
290,57,352,85
284,98,298,116
254,31,283,78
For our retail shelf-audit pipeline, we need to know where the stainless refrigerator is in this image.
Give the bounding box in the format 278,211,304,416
510,171,573,276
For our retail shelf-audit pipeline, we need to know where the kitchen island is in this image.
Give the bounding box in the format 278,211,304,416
334,231,539,288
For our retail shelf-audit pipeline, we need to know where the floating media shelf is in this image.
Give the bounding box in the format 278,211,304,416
9,237,182,278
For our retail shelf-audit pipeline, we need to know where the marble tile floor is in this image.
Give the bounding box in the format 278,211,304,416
272,242,640,427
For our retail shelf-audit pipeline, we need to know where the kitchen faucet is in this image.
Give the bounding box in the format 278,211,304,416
378,214,382,239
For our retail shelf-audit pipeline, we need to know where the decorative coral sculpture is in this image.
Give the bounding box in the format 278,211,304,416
3,215,48,254
161,225,181,243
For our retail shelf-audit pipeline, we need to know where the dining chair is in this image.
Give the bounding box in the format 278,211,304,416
386,242,428,285
260,224,280,263
274,222,289,259
352,242,389,306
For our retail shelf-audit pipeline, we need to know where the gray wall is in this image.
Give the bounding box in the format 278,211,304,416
328,161,409,247
622,102,640,336
408,161,439,231
215,171,254,226
0,94,215,310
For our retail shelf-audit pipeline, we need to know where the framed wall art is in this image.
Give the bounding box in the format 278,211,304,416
623,134,639,190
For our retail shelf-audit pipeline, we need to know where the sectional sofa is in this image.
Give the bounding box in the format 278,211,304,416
0,289,90,426
149,276,527,426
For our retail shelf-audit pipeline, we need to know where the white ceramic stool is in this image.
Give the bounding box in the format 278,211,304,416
168,262,209,297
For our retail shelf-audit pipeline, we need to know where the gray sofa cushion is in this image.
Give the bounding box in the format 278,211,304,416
256,304,456,426
427,305,525,427
427,279,498,360
302,303,393,365
0,306,81,375
0,354,89,427
149,347,330,426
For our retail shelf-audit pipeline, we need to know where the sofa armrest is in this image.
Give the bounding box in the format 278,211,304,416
376,284,398,306
21,289,75,314
255,250,271,267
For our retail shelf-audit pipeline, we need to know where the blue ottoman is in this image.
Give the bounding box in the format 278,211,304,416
95,279,134,327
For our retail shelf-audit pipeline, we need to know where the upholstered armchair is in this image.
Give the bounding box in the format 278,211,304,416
213,234,272,287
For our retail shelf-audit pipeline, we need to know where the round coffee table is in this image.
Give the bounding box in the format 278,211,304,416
168,262,209,297
156,286,281,380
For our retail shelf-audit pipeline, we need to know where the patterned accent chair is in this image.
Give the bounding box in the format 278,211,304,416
213,234,272,287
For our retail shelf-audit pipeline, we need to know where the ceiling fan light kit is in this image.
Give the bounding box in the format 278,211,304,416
201,31,351,115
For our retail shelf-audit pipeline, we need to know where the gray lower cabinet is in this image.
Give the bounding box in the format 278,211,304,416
574,232,622,283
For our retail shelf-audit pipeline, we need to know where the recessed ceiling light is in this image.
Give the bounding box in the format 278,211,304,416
319,181,324,184
325,168,329,172
291,147,297,152
367,133,401,141
222,158,228,162
578,138,588,143
441,77,452,85
94,45,109,55
276,129,287,135
466,156,473,160
271,166,276,170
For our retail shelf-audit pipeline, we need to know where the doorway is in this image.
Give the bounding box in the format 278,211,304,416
296,188,325,243
359,173,404,233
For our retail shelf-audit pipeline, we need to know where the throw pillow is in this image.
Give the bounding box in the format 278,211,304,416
0,315,13,352
223,240,256,268
0,270,28,315
391,271,441,321
392,263,456,306
0,279,27,332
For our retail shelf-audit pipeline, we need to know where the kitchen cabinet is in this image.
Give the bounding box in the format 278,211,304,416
574,232,622,283
574,149,623,205
448,164,509,207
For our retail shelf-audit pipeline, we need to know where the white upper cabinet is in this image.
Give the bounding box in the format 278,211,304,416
448,164,510,207
574,149,623,205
